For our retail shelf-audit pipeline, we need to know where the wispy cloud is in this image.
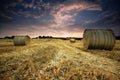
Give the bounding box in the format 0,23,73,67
0,13,13,20
49,1,102,31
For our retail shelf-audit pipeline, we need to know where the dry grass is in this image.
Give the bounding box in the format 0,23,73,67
85,40,120,62
0,39,120,80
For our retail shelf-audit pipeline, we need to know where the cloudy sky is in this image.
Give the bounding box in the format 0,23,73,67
0,0,120,38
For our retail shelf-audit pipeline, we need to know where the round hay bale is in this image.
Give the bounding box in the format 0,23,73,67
70,39,76,43
14,36,30,46
83,29,115,50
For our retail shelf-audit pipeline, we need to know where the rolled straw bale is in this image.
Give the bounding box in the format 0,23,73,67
83,29,115,50
70,39,76,43
14,36,30,46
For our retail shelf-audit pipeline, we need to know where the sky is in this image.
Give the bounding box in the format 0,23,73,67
0,0,120,38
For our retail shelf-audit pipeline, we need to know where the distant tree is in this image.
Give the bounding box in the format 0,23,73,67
4,36,14,39
49,36,53,38
11,36,15,39
4,36,10,39
43,36,45,38
46,36,49,38
39,36,42,38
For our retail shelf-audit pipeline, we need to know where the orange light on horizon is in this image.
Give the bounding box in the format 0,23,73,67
63,33,71,38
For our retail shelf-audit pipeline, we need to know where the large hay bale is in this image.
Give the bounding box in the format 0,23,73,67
70,39,76,43
83,29,115,50
14,36,30,46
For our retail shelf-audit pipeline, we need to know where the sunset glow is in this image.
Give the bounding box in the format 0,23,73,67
0,0,120,38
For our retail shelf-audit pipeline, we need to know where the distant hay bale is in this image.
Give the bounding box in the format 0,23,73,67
83,29,115,50
70,39,76,43
14,36,30,46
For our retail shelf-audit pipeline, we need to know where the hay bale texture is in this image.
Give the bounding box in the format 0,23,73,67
70,39,76,43
83,29,115,50
14,36,30,46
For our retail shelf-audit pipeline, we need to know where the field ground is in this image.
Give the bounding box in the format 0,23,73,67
0,39,120,80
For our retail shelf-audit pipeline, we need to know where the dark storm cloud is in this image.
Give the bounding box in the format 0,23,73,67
0,0,120,37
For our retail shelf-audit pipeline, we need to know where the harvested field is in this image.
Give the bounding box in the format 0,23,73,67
0,39,120,80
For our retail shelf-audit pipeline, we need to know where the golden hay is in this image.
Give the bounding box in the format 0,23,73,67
0,39,120,80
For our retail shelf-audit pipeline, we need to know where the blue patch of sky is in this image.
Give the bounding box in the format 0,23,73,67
74,10,102,25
